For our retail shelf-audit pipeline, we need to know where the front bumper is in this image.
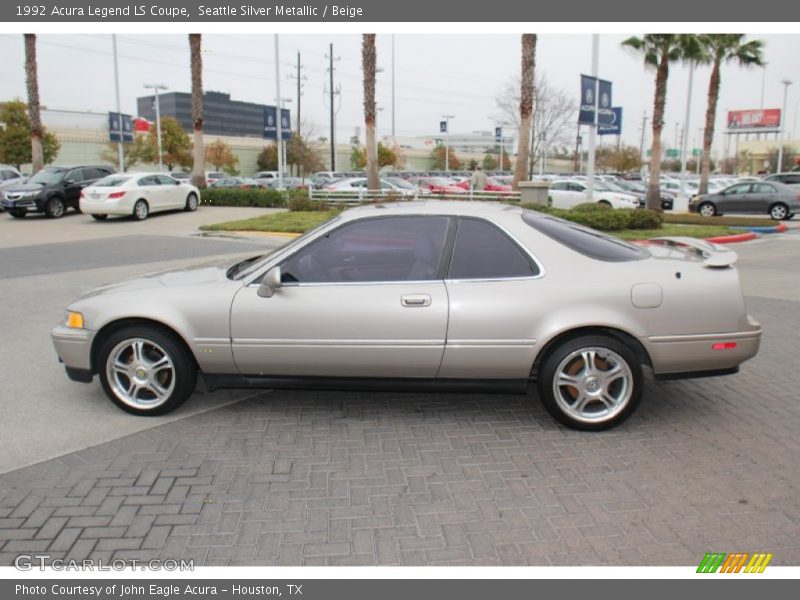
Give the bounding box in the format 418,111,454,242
1,197,43,212
646,315,762,377
51,325,96,381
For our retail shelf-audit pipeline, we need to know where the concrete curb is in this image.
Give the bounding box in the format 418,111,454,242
730,223,788,234
705,231,758,244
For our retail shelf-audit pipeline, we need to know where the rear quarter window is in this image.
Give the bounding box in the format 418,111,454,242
522,211,649,262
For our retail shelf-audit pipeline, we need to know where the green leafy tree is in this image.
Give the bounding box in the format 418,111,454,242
622,34,703,210
99,135,149,171
430,144,461,170
140,117,192,170
597,144,643,173
257,144,278,171
0,100,59,169
482,154,498,170
696,35,764,193
204,139,239,174
350,142,398,170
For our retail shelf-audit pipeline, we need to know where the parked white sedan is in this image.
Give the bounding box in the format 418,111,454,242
80,173,200,221
548,180,640,209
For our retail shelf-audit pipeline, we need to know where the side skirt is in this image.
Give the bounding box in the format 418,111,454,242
654,366,739,381
203,374,530,395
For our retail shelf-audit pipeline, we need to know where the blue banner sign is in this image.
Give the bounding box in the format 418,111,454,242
263,107,292,140
598,107,623,136
108,112,133,143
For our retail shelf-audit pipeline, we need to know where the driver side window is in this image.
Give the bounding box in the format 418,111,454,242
280,216,450,284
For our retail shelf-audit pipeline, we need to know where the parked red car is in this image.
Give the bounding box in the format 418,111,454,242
414,177,466,194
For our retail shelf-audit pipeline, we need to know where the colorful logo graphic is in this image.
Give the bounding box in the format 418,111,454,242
697,552,773,573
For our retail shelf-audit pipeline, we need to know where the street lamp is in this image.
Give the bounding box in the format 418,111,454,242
281,97,293,177
144,83,168,171
442,114,455,171
777,79,793,174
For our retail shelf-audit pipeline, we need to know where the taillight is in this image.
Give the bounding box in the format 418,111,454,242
108,191,126,199
712,342,737,350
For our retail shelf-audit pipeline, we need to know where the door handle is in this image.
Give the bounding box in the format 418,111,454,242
401,294,431,307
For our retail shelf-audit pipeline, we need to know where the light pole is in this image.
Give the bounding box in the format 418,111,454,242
777,79,793,174
274,34,284,190
587,34,599,201
281,97,293,176
442,114,454,171
111,34,124,172
144,83,167,171
679,61,695,197
391,34,396,141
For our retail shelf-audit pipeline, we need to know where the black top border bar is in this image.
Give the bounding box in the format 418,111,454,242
2,0,799,22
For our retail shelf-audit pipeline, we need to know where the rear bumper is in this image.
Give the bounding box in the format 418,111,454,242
51,325,95,373
646,315,762,376
80,197,133,216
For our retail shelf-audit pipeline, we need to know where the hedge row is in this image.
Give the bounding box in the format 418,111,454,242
521,202,663,231
200,187,309,208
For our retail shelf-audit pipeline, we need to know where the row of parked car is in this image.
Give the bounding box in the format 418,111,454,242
0,164,200,221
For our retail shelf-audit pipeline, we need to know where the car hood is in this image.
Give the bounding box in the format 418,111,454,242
3,182,46,193
78,257,242,300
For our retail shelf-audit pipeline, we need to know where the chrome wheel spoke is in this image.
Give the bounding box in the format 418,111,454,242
131,341,145,363
111,359,129,376
572,393,590,413
602,363,624,385
149,355,170,372
107,337,176,409
581,350,598,374
557,372,581,386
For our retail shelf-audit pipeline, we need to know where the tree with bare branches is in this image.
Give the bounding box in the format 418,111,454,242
513,34,536,189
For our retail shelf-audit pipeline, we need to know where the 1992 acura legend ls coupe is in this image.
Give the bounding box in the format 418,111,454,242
51,202,762,430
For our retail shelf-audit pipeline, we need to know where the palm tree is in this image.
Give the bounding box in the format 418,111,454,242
622,34,701,210
189,34,206,189
697,35,764,194
513,34,536,190
23,34,44,174
362,34,380,193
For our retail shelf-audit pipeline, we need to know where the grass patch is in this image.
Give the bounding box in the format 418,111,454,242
199,210,340,233
663,213,777,227
614,224,738,240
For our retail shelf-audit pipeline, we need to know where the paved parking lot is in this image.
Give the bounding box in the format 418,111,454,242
0,211,798,566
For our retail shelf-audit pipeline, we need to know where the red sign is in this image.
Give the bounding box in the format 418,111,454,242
727,109,781,131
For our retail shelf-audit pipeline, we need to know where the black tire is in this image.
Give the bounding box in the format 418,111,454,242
786,213,796,220
45,197,66,219
132,199,149,221
537,335,643,431
698,201,717,217
9,209,26,219
97,325,197,416
91,214,108,221
184,192,199,212
769,203,789,221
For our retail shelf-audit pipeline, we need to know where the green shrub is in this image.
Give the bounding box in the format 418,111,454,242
572,202,612,212
564,208,631,231
288,194,329,212
201,188,288,208
624,209,663,230
520,202,557,214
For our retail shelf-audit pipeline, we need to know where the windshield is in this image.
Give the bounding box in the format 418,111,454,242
385,177,416,189
94,176,132,187
230,214,343,281
28,169,66,185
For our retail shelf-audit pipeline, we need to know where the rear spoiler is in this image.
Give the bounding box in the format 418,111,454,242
645,237,738,268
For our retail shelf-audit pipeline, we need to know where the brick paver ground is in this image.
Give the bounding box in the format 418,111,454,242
1,296,798,566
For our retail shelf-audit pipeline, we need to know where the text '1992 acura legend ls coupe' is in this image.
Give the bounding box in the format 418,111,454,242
51,202,762,430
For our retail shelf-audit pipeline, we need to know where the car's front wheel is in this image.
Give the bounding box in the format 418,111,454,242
132,199,149,221
769,203,789,221
97,326,197,416
698,202,717,217
537,335,643,431
184,192,198,212
45,197,66,218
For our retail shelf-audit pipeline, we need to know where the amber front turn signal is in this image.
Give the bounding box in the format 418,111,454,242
66,311,84,329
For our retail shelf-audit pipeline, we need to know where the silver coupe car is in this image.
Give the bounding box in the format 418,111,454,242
51,202,762,430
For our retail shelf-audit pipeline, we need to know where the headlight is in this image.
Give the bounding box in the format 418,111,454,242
22,191,40,197
65,311,84,329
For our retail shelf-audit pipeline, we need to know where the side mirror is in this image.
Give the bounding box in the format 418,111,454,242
257,266,282,298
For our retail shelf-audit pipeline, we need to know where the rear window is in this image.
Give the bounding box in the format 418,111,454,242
94,176,131,187
522,211,649,262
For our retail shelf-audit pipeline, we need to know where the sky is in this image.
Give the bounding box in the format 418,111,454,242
0,32,798,155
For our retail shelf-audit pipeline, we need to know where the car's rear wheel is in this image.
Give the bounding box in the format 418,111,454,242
45,197,66,218
769,203,789,220
97,325,196,416
132,199,149,221
597,200,612,207
184,192,198,212
537,335,643,431
698,202,717,217
91,214,108,221
9,209,26,219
